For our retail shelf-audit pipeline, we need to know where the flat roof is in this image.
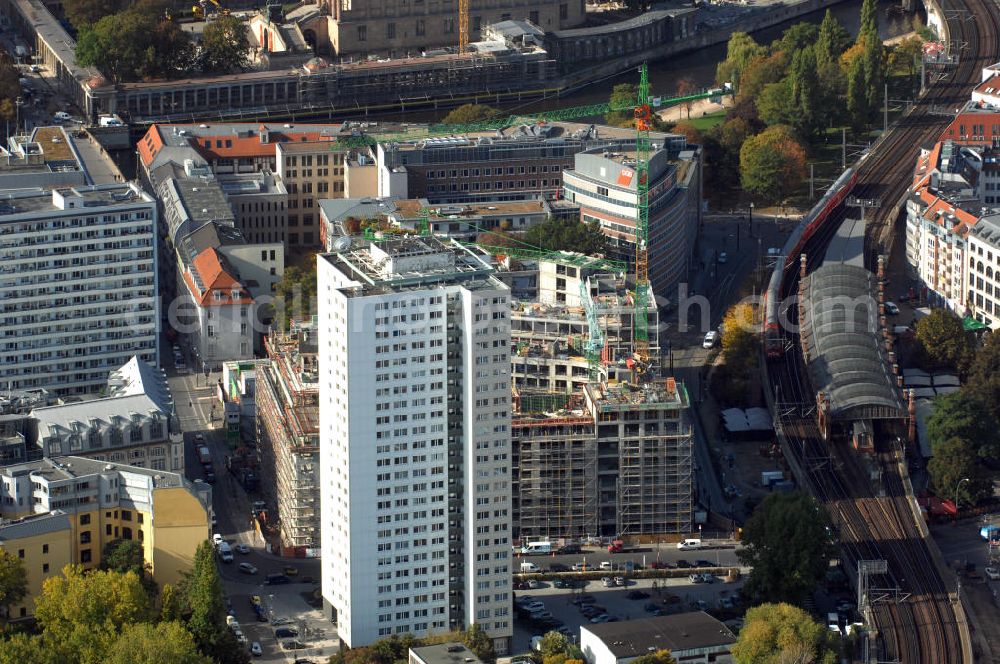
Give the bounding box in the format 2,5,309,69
582,612,735,656
585,379,688,411
0,183,151,217
0,456,189,488
410,643,484,664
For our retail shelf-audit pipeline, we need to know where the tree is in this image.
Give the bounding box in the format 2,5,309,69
926,390,1000,460
967,332,1000,422
0,633,51,664
62,0,128,30
522,217,607,255
732,603,837,664
605,83,637,127
34,565,152,662
151,19,197,79
914,308,971,371
0,548,27,621
275,260,318,330
722,302,756,359
76,10,192,83
889,36,924,78
789,47,821,137
442,104,499,125
739,125,807,203
772,22,819,56
737,53,789,103
738,492,835,604
846,53,869,130
716,32,767,91
927,437,993,507
182,541,225,655
463,623,495,664
160,583,185,622
104,622,211,664
200,15,250,74
630,651,677,664
669,122,702,145
858,0,879,42
815,10,851,72
862,33,884,124
538,631,570,658
676,76,696,120
755,78,796,128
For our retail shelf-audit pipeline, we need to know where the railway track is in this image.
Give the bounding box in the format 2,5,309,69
763,0,1000,661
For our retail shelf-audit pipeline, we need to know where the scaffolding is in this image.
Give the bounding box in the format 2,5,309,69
257,319,320,553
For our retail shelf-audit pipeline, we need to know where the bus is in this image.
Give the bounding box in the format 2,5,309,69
519,541,552,555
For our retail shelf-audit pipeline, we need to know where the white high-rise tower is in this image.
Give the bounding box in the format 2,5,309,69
318,236,512,654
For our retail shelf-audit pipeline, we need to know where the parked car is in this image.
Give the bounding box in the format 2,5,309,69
527,580,542,589
283,566,299,576
718,597,736,609
590,614,610,624
695,560,716,568
598,561,613,571
648,561,675,570
238,562,257,575
282,641,305,651
274,628,299,639
700,573,716,584
689,574,703,584
574,594,596,605
571,563,589,571
601,577,614,587
265,574,291,585
626,590,650,600
717,251,728,264
557,544,581,554
884,301,900,315
702,331,718,349
250,642,262,657
235,543,250,554
549,563,570,572
676,559,692,568
613,576,625,586
213,534,224,545
987,567,1000,580
522,602,545,612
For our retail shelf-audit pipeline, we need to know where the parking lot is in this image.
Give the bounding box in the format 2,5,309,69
511,574,745,654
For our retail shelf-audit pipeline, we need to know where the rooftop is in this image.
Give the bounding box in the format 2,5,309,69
582,612,736,657
0,183,151,218
0,510,71,541
0,456,189,488
585,378,688,412
409,643,485,664
185,248,252,306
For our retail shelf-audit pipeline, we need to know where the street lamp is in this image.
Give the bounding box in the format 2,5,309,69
14,96,23,134
748,202,755,238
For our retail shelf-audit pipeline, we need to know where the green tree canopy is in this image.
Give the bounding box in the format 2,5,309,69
463,623,495,664
103,621,211,664
789,47,821,137
0,633,53,664
966,331,1000,422
738,493,835,604
716,32,767,91
605,83,637,127
538,631,571,658
815,10,851,71
755,78,795,128
737,53,789,103
772,22,819,56
739,124,807,202
889,36,924,78
200,15,251,74
441,104,500,125
926,390,1000,460
914,308,971,371
275,259,318,330
62,0,128,30
0,548,27,620
102,538,157,597
732,603,837,664
75,10,193,83
846,53,869,130
927,437,993,507
522,217,607,255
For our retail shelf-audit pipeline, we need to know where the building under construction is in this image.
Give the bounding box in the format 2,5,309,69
512,378,693,541
256,318,320,555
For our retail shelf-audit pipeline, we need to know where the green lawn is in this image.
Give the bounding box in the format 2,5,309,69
685,111,727,132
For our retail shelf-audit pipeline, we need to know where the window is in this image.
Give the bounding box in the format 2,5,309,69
79,514,91,525
43,563,49,573
416,19,425,36
81,549,92,564
358,25,367,41
80,531,91,544
387,22,396,39
560,3,567,19
42,544,49,554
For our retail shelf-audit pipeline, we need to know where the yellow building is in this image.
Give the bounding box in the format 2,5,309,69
0,456,211,618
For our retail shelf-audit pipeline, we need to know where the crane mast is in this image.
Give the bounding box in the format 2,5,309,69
633,63,652,367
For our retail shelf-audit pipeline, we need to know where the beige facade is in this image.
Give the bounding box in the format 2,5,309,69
327,0,585,58
276,141,347,247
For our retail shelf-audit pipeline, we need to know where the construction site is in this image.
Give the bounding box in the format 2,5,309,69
256,318,321,556
512,377,693,541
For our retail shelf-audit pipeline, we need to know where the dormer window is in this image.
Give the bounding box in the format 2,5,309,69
232,289,241,299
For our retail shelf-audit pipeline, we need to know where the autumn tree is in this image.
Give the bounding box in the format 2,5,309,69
76,9,193,83
441,103,499,125
104,622,211,664
0,548,27,621
928,437,993,507
463,624,495,664
736,53,788,102
738,493,835,604
669,122,702,145
890,36,924,78
739,125,806,202
630,651,677,664
676,76,697,120
732,603,837,664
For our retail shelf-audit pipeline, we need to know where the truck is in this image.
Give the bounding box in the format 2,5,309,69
226,451,259,492
197,445,212,466
608,539,639,554
760,471,786,488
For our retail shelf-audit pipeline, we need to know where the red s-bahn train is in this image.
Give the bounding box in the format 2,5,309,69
762,166,859,358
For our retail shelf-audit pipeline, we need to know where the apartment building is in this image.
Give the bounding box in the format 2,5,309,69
375,123,649,204
30,357,182,472
0,390,51,465
509,254,657,395
218,171,289,246
326,0,584,58
0,457,211,618
905,140,986,313
965,215,1000,328
0,183,158,395
562,140,702,300
257,320,320,554
318,236,512,653
512,379,693,541
179,247,258,365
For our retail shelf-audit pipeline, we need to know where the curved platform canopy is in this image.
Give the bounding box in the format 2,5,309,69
799,218,906,421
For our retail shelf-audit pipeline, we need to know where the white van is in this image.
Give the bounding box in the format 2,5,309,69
520,562,540,573
520,541,552,555
677,538,702,550
827,612,842,635
53,111,72,123
217,541,234,563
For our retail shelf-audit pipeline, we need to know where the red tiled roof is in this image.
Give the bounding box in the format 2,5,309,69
138,125,165,167
974,74,1000,96
193,132,335,161
183,248,254,307
940,111,1000,144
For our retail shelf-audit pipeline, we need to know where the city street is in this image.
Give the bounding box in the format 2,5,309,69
167,358,330,662
514,543,743,573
